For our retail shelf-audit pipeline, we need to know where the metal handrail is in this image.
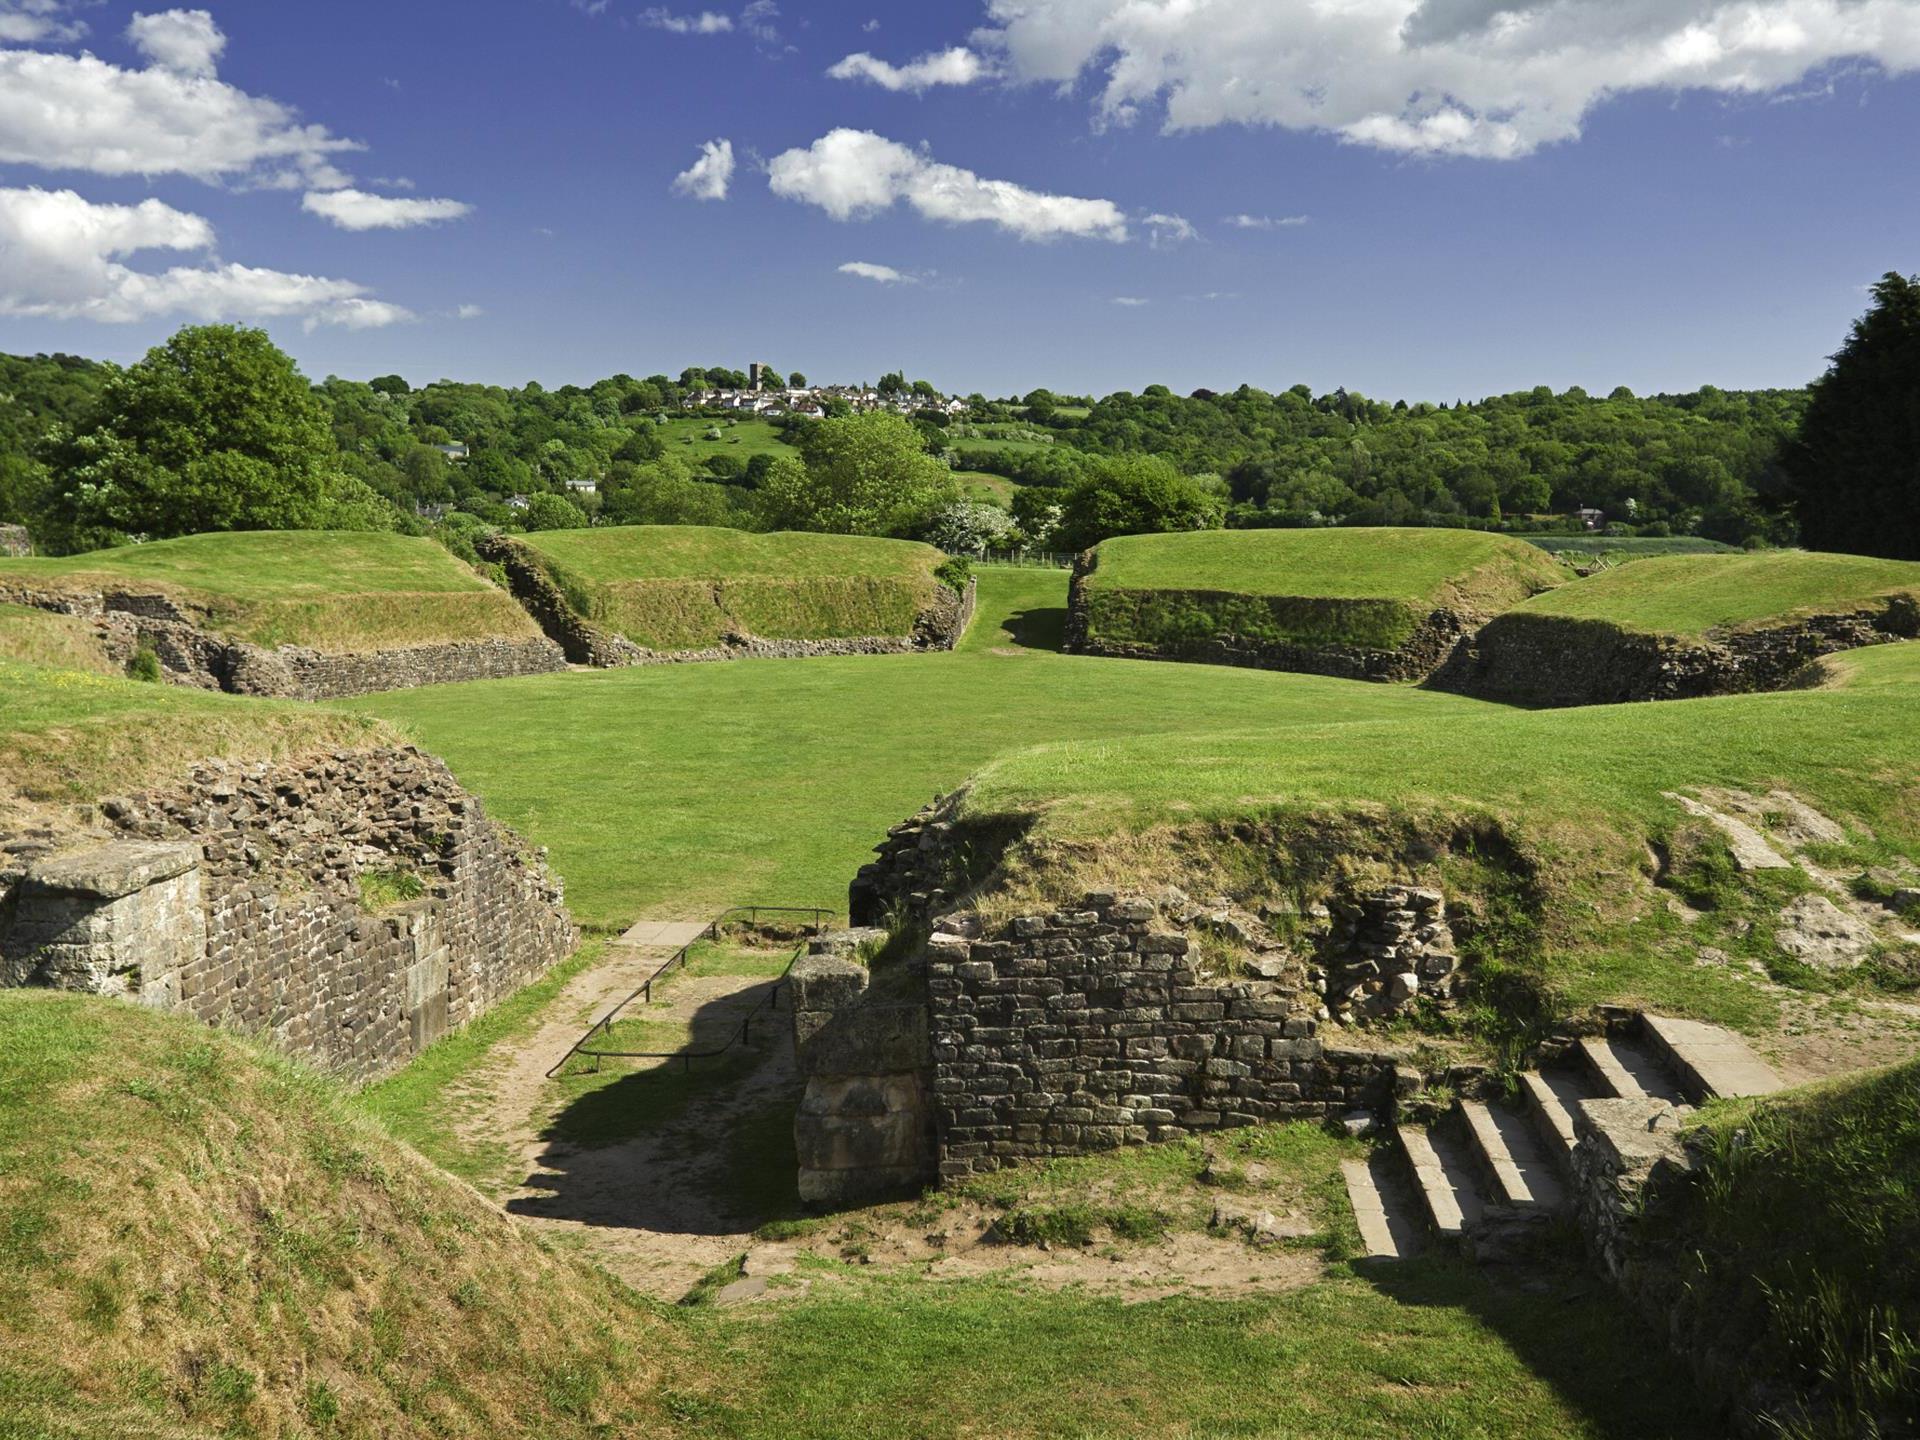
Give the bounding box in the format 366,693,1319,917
543,905,833,1078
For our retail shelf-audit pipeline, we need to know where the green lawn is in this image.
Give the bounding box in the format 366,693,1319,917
1516,549,1920,637
348,570,1491,925
0,530,537,650
1087,528,1569,605
659,416,797,462
518,526,940,583
0,603,118,675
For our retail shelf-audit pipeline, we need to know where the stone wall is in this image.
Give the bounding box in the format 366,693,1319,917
926,892,1404,1180
0,746,575,1079
0,524,30,557
0,581,566,699
1063,553,1473,683
482,533,978,668
1432,598,1920,707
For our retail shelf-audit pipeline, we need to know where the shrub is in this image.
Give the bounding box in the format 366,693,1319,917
127,646,163,684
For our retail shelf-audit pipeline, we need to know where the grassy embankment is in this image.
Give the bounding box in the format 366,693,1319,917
1078,527,1570,654
1510,549,1920,638
0,531,537,652
513,525,951,651
0,604,119,675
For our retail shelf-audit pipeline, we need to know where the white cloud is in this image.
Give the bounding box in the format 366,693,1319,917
639,8,733,34
1225,213,1310,230
301,188,472,230
0,25,360,183
1111,295,1150,306
768,128,1128,242
456,303,485,319
977,0,1920,158
672,138,735,200
1143,211,1197,248
828,46,989,91
838,260,917,284
742,0,779,44
0,186,410,328
125,9,224,77
862,18,880,33
0,1,86,44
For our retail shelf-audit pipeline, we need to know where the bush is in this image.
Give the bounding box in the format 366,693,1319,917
934,556,973,595
521,493,589,532
1053,454,1226,552
127,646,162,684
925,500,1015,554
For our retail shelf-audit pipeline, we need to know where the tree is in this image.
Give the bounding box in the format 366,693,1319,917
43,325,336,540
876,371,907,397
1781,272,1920,558
757,412,957,536
1052,454,1225,552
521,492,589,531
788,371,808,389
925,500,1016,554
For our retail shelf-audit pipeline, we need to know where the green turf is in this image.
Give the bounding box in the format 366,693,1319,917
0,603,117,674
347,570,1490,925
659,416,797,461
513,525,948,651
0,531,536,651
1515,549,1920,637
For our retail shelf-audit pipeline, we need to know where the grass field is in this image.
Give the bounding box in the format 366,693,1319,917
514,525,947,651
0,531,538,651
0,603,117,675
659,416,796,462
1515,549,1920,637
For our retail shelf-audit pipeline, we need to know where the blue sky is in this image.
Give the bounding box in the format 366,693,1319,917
1,0,1917,400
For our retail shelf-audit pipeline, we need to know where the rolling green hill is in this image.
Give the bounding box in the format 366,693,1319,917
1513,549,1920,637
0,532,539,653
0,603,118,676
513,525,949,652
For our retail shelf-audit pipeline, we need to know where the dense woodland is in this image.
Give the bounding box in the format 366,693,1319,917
2,274,1914,558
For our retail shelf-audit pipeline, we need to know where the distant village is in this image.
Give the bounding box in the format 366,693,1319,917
681,363,970,420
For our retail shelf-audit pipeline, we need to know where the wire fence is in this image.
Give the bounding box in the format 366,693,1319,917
975,549,1076,569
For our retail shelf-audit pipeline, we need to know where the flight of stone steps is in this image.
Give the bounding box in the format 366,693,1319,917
1343,1013,1786,1261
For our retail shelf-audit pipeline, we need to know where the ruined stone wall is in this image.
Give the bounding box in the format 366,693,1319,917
1062,553,1472,683
927,892,1403,1179
0,582,566,698
481,533,977,668
0,746,575,1079
1432,598,1920,707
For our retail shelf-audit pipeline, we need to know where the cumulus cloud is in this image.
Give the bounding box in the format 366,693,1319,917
672,138,735,200
0,1,86,44
639,8,733,34
1225,213,1310,229
301,188,472,231
1143,211,1197,247
0,19,360,184
828,46,989,91
768,128,1128,242
126,8,224,77
0,186,410,328
977,0,1920,158
838,260,917,284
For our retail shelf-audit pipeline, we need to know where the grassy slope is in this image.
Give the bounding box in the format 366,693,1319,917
0,532,537,652
1082,528,1569,652
349,570,1490,924
1517,549,1920,637
659,416,795,461
0,658,388,803
513,525,946,651
0,604,117,675
1665,1058,1920,1431
0,992,676,1439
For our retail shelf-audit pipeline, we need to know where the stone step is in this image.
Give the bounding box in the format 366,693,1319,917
1520,1067,1592,1171
1397,1123,1487,1238
1341,1151,1427,1261
1460,1099,1566,1211
1576,1035,1688,1104
1640,1013,1786,1102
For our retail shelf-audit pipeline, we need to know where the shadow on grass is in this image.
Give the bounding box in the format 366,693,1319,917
1004,605,1068,652
1357,1253,1721,1439
507,978,807,1237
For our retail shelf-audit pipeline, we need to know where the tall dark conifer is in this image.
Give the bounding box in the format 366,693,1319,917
1783,272,1920,558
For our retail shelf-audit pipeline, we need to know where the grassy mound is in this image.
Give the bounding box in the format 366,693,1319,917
1514,549,1920,638
0,603,117,676
1659,1059,1920,1433
515,526,948,651
0,532,539,653
1077,528,1567,656
0,657,386,803
0,992,675,1439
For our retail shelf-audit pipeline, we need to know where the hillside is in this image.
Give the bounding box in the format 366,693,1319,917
0,532,539,653
0,604,119,676
1069,528,1568,680
1514,549,1920,637
511,525,952,653
0,991,676,1438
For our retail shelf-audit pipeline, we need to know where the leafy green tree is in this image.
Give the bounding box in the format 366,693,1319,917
1053,454,1224,551
1781,272,1920,558
788,371,808,389
925,500,1016,554
521,492,588,531
758,412,957,536
43,325,337,540
876,371,907,398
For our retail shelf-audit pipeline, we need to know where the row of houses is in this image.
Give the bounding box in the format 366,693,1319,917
682,385,969,420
